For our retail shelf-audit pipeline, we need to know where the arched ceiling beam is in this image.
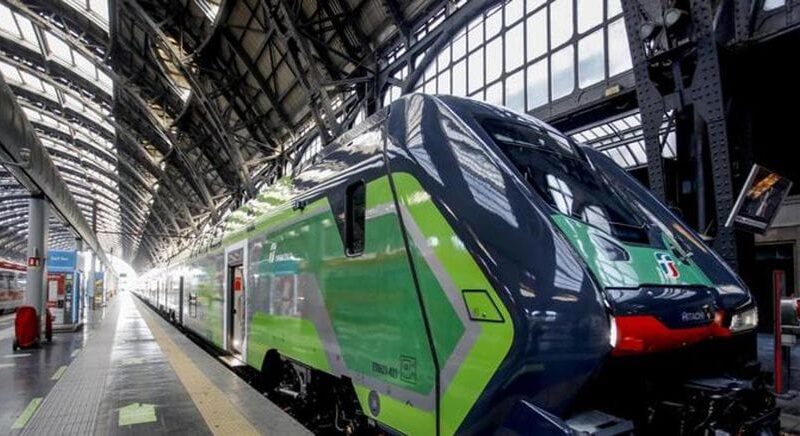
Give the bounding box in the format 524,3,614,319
116,91,218,220
262,0,342,143
122,0,255,198
220,28,292,130
114,119,200,232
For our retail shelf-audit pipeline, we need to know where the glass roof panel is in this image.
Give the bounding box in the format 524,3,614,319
0,59,21,82
14,12,37,44
72,50,96,78
45,31,73,63
569,110,676,169
0,4,20,38
61,0,109,31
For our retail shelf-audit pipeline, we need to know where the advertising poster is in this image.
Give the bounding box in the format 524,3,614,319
725,164,793,234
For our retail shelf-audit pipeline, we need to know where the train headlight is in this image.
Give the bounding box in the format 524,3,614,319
729,307,758,333
609,315,618,348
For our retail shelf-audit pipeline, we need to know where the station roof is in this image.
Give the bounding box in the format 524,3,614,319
1,0,445,269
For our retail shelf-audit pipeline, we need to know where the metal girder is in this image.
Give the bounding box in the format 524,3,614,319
116,157,185,234
621,0,739,266
262,0,342,142
381,0,410,36
113,121,198,232
220,28,292,129
115,91,218,220
1,72,115,274
122,0,256,198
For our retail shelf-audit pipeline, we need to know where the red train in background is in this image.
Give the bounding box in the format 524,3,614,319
0,259,26,314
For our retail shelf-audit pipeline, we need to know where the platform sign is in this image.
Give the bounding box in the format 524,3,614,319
725,164,793,234
48,250,77,272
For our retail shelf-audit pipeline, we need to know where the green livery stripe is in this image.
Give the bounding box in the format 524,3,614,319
354,383,435,435
392,172,514,435
209,171,512,435
551,214,713,288
247,313,331,372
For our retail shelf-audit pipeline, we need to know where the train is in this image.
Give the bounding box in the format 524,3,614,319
0,259,25,314
136,94,778,435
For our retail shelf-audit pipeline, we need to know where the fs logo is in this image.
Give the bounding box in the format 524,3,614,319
655,252,680,280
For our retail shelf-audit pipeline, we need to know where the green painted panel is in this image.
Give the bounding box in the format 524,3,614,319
550,214,713,288
392,172,515,435
247,312,330,371
462,290,504,322
353,383,435,435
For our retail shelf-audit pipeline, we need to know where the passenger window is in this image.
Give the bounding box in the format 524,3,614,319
345,181,366,256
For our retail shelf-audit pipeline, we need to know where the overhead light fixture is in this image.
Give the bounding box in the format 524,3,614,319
664,8,687,28
639,22,659,40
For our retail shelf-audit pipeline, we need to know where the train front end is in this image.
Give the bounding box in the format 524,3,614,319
443,97,779,434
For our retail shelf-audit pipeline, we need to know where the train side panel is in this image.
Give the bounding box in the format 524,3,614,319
182,252,225,348
0,261,26,312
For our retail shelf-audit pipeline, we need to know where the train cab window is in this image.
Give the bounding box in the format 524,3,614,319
481,117,650,244
345,181,366,256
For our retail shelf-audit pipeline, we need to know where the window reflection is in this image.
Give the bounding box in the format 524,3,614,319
547,175,574,215
608,18,632,77
486,37,503,83
505,22,525,71
506,70,525,112
578,0,604,33
468,47,484,93
578,29,605,88
486,82,503,105
526,10,548,61
551,45,574,99
382,0,634,111
550,0,574,47
526,59,548,110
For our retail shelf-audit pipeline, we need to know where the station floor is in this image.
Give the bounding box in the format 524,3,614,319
0,292,309,435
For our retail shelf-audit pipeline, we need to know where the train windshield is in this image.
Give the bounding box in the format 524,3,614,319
482,118,649,244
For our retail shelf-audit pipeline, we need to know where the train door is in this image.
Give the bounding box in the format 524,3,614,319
178,276,184,326
226,245,246,356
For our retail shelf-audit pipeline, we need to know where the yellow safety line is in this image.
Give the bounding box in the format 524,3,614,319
51,365,67,380
11,397,41,429
136,302,260,436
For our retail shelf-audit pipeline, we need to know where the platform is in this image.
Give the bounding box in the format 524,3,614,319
0,292,309,435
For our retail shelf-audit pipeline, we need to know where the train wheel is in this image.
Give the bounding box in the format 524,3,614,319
259,350,282,394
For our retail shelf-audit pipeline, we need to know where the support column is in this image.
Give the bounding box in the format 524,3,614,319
74,237,83,322
87,250,95,309
25,195,48,337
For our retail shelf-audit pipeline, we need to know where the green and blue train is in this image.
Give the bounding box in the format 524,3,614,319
137,95,778,435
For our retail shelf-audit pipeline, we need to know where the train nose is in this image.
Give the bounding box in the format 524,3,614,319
605,286,731,355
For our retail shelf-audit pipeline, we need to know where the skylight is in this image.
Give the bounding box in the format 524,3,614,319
568,111,676,170
61,0,110,31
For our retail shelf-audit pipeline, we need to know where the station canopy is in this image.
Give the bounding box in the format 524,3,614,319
1,0,448,270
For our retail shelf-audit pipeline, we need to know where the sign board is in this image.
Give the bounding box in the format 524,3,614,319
27,257,41,267
48,250,77,272
725,164,793,234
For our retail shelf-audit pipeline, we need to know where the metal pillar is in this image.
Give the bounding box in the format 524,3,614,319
87,251,95,309
621,0,740,268
24,195,48,336
74,237,83,322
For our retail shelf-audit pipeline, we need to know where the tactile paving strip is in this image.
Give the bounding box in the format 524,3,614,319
136,302,262,435
20,300,121,435
134,299,310,435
